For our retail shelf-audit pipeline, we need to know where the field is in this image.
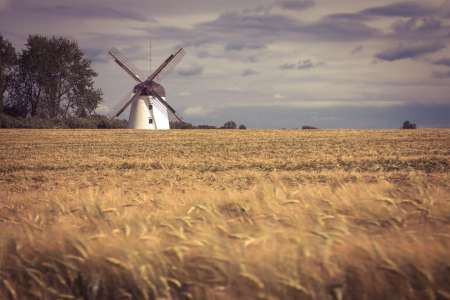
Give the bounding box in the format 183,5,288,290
1,129,450,300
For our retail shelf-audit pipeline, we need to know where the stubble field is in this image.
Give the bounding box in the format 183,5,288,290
1,129,450,300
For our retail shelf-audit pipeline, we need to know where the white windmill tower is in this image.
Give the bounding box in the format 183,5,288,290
106,46,185,129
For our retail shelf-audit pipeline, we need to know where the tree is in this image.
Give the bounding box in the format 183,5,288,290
5,34,103,118
198,125,217,129
239,124,246,129
0,34,17,114
170,121,196,129
402,120,416,129
222,121,237,129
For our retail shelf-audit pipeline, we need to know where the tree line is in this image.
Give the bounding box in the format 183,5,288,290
0,34,103,119
170,120,247,129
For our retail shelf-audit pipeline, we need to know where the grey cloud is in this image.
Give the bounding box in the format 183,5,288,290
351,45,363,55
391,17,442,33
242,68,258,76
197,51,209,59
433,58,450,67
298,59,313,69
247,55,259,63
316,61,325,67
195,9,379,44
225,40,266,51
177,62,204,76
280,63,295,70
375,42,446,61
28,3,152,22
360,2,434,17
302,18,380,42
199,11,299,34
277,0,315,11
432,70,450,78
324,13,372,22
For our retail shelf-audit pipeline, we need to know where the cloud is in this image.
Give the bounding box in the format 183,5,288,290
351,45,363,55
196,51,208,58
433,58,450,67
391,17,442,33
277,0,315,11
360,2,434,17
32,3,152,22
432,71,450,79
225,40,266,51
95,104,109,114
179,92,191,96
177,62,204,76
298,59,313,69
280,63,296,70
0,0,10,10
183,106,211,117
375,42,446,62
241,68,258,76
302,18,380,42
273,94,285,99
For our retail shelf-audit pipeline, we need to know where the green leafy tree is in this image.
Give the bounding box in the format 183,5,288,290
170,121,196,129
222,121,237,129
239,124,246,129
402,120,416,129
5,34,103,118
0,34,17,114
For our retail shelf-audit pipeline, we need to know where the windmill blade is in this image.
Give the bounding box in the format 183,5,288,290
106,89,140,123
154,48,186,83
150,90,183,122
144,48,185,84
108,46,146,83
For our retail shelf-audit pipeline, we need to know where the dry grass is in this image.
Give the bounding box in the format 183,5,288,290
1,129,450,300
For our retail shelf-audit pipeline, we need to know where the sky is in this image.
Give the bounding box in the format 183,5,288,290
1,0,450,129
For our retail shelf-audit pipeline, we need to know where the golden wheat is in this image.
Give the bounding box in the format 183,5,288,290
0,129,449,300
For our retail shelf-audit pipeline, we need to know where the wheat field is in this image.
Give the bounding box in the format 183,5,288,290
1,129,450,300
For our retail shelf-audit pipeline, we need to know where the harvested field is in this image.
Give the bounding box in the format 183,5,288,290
1,129,450,300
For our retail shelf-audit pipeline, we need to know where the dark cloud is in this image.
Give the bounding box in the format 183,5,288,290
351,45,363,55
177,62,204,76
432,70,450,78
195,8,379,44
199,11,298,34
302,18,380,42
316,61,325,67
280,63,295,70
391,17,442,33
433,58,450,67
225,40,267,51
241,68,258,76
298,59,313,69
324,13,372,22
360,2,434,17
375,42,446,61
277,0,315,11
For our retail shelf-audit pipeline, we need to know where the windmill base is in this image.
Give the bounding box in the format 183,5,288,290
127,96,170,130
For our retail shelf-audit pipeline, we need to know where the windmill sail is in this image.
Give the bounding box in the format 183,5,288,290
150,90,183,122
108,47,146,83
105,90,137,122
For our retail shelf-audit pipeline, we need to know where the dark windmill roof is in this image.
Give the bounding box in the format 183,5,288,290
149,82,165,97
134,82,165,97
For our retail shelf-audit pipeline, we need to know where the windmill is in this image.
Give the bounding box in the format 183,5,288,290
105,46,185,129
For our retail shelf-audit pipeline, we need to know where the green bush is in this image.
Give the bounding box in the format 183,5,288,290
0,114,127,129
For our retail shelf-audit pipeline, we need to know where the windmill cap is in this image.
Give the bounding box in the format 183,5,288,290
134,82,165,97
